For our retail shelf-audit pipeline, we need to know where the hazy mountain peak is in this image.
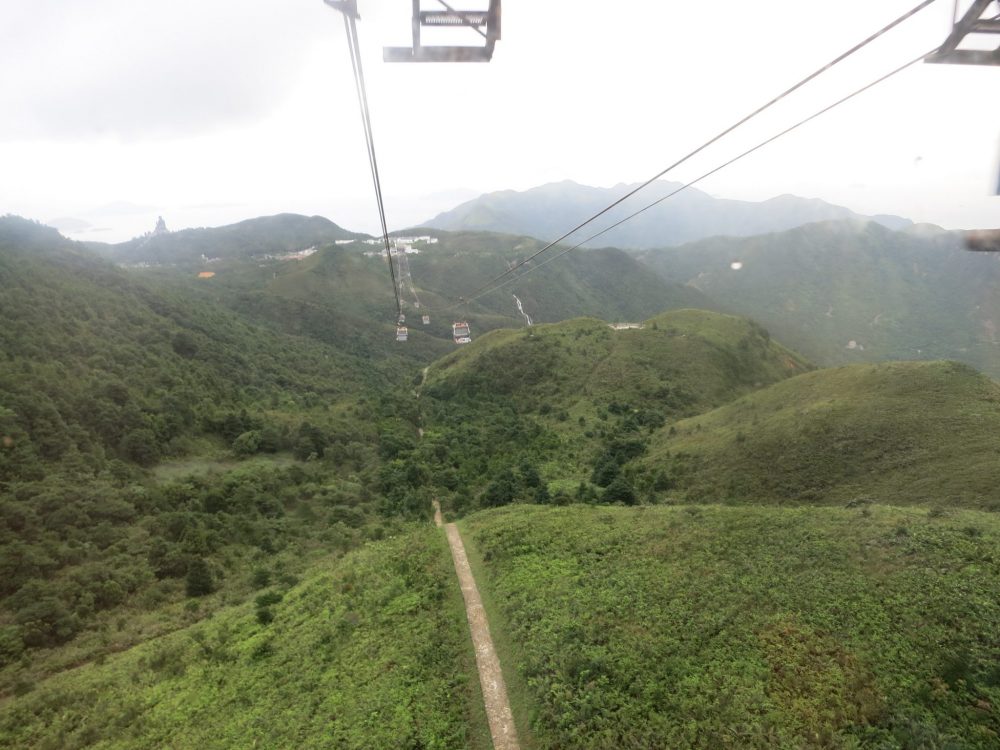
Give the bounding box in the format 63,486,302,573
423,180,912,248
85,212,366,265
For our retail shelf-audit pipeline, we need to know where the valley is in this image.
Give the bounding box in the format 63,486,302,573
2,206,1000,748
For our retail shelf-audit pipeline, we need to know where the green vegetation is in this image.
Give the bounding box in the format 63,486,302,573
6,211,1000,747
638,220,1000,377
94,219,713,353
462,504,1000,749
0,217,410,693
641,360,1000,509
422,310,809,511
0,527,490,749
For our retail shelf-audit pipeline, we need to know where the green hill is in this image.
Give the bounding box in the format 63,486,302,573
462,504,1000,749
641,360,1000,509
0,215,387,479
0,527,490,749
0,216,418,695
426,309,808,411
87,213,366,266
637,220,1000,377
389,229,712,325
126,225,714,355
418,310,810,511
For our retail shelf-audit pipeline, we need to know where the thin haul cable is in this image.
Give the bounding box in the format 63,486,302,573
455,0,940,303
340,8,403,319
466,49,935,305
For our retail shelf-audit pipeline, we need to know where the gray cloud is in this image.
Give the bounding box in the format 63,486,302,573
0,0,330,141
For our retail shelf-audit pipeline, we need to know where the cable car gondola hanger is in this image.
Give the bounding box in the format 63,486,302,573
325,0,501,63
323,0,500,341
925,0,1000,66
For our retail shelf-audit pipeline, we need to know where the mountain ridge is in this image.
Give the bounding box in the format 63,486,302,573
422,180,913,248
84,213,368,265
636,218,1000,376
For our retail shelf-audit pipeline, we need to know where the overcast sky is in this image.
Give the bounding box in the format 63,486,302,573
1,0,998,242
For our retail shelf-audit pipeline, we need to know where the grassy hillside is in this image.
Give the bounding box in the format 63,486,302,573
639,360,1000,510
637,220,1000,377
462,504,1000,749
1,527,490,749
392,229,711,325
419,310,810,512
119,224,712,357
426,309,808,412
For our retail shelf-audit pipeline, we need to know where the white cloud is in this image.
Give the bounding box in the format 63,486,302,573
1,0,997,240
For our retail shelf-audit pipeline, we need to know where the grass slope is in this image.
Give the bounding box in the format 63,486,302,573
427,309,809,415
417,310,810,509
462,504,1000,749
1,527,490,750
643,361,1000,509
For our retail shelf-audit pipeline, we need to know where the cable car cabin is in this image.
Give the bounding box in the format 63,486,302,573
452,321,471,344
384,0,501,62
422,314,430,325
396,326,409,342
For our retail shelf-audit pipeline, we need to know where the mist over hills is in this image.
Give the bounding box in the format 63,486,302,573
32,206,1000,382
82,216,712,348
86,213,366,266
638,220,1000,376
423,180,912,249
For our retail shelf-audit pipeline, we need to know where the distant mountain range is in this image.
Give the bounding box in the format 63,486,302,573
421,180,913,249
33,196,1000,379
637,219,1000,376
85,213,366,265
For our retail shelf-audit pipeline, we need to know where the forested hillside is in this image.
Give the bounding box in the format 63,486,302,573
116,221,713,352
419,310,809,513
637,219,1000,376
0,216,420,696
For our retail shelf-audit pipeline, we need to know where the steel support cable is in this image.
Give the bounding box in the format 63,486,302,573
464,49,935,306
455,0,940,304
340,11,403,319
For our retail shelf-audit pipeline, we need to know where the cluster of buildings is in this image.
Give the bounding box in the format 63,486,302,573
362,236,437,258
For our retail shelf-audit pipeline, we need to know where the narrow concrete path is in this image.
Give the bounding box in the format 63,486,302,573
434,501,520,750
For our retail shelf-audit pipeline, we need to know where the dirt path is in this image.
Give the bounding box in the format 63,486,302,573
434,501,520,750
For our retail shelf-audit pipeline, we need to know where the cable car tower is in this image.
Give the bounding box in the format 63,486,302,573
384,0,501,62
926,0,1000,65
